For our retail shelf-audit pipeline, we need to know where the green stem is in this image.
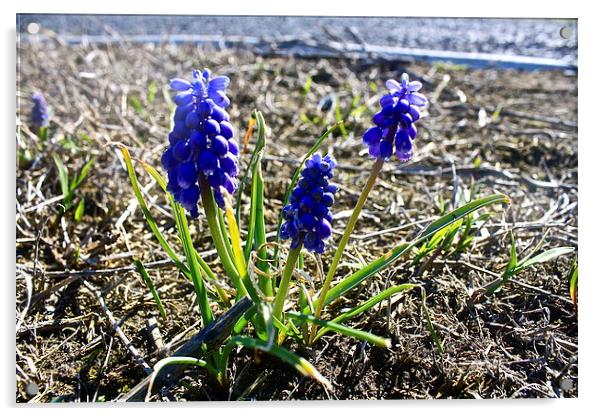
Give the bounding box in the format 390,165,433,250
310,158,384,343
272,244,303,321
199,177,245,295
195,251,230,304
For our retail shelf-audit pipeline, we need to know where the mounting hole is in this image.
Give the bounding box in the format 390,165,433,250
560,26,572,40
26,22,40,35
25,382,39,396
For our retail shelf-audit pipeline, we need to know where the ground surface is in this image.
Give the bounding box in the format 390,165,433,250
16,41,578,402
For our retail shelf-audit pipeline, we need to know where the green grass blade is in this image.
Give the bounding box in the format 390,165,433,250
173,203,213,325
53,154,70,208
316,284,416,339
120,146,191,276
569,257,578,309
134,259,167,319
287,312,391,348
421,287,444,355
417,194,510,240
320,194,510,307
507,231,518,272
516,247,575,272
74,198,85,223
72,158,95,190
146,356,211,402
139,159,230,304
229,336,331,389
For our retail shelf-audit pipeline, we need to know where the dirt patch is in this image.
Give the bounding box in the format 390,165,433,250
16,40,577,402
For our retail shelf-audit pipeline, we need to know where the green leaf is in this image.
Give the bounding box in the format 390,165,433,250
141,160,230,304
120,146,191,277
134,259,167,319
53,154,70,205
146,356,211,401
148,80,157,103
507,231,518,273
74,198,85,223
569,257,578,309
316,284,417,340
421,287,444,355
129,96,144,116
229,336,331,389
515,246,575,272
321,194,510,307
287,312,391,348
73,158,95,190
418,194,510,240
302,75,312,97
172,201,213,325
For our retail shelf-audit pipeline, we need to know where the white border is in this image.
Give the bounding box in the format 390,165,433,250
4,1,599,415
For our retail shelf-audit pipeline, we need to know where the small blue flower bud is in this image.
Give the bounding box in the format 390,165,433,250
172,140,191,161
211,135,229,157
177,162,198,189
219,121,234,139
170,78,192,91
203,119,220,137
198,149,218,174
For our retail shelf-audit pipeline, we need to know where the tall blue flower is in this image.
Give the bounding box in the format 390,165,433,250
362,73,427,162
31,92,49,131
280,153,339,254
161,68,239,217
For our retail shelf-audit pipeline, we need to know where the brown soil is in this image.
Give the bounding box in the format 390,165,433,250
16,39,577,402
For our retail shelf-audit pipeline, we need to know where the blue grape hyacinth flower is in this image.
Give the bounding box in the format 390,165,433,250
280,153,339,254
31,92,49,131
161,68,239,217
362,73,428,162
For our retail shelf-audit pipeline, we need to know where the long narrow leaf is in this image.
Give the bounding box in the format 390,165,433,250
120,146,191,276
134,259,167,319
146,357,211,402
140,159,230,303
316,284,416,339
321,194,509,307
229,336,331,389
173,202,213,325
569,257,578,309
515,247,575,272
421,287,444,355
287,312,391,348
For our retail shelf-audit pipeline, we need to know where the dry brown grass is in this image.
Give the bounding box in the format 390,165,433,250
16,39,577,401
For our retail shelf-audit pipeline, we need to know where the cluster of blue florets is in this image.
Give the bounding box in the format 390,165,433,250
31,92,49,131
362,73,428,162
280,154,339,253
161,69,239,217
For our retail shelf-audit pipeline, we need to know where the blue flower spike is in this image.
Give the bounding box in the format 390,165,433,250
362,73,428,162
161,68,239,217
280,153,339,254
31,92,49,131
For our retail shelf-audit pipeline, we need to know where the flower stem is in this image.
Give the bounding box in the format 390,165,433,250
272,243,303,322
309,158,384,343
199,176,245,297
